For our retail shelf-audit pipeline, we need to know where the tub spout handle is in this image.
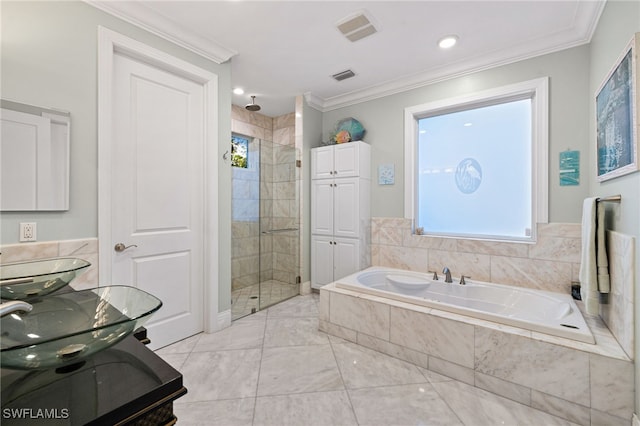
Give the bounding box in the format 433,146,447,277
460,275,471,285
442,267,453,283
428,270,439,280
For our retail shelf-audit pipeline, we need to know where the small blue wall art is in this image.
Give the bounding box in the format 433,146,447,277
378,164,395,185
559,150,580,186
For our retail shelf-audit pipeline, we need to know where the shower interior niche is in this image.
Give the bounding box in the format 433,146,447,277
231,118,300,320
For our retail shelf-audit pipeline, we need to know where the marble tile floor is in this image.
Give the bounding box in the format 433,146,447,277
231,279,300,320
156,294,580,426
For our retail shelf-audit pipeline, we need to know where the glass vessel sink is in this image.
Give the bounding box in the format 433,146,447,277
0,258,91,300
1,286,162,370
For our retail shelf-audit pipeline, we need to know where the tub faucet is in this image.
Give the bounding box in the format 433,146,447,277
442,267,453,283
0,300,33,317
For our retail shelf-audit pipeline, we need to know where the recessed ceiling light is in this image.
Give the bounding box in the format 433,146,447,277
233,88,244,95
438,35,458,49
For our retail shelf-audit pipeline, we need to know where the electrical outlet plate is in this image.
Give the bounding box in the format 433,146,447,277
19,222,36,242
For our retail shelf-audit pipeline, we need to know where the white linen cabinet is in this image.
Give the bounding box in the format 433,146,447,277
311,141,370,289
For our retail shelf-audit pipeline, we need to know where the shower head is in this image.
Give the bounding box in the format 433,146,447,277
245,96,261,112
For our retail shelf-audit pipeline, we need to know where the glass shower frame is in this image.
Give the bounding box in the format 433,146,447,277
230,134,300,320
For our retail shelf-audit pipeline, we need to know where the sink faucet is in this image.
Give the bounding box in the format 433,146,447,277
442,267,453,283
0,300,33,317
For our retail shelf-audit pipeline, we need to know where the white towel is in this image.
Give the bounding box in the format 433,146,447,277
579,197,599,315
579,197,611,315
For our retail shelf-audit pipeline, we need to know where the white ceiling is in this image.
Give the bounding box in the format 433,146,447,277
90,0,606,117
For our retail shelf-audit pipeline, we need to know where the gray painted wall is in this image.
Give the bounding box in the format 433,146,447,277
588,0,640,415
0,1,233,312
322,45,591,224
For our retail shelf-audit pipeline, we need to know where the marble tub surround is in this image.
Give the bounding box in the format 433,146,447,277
0,238,99,291
372,217,582,294
371,217,634,355
601,231,635,359
157,294,578,426
320,282,634,425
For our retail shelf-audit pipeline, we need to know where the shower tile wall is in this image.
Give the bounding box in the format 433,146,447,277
231,105,269,292
271,112,299,285
231,106,299,294
231,135,261,292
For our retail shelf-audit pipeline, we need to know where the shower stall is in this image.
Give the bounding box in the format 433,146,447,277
231,133,300,320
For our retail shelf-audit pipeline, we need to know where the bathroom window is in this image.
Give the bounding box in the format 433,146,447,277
231,135,249,168
404,77,548,242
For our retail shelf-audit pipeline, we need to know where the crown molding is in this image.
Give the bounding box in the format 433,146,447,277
303,92,324,112
86,1,237,64
87,0,604,114
314,0,606,113
319,37,589,112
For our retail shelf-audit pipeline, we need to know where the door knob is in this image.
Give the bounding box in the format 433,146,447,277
114,243,138,252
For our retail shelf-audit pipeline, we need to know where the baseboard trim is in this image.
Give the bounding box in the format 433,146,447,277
633,413,639,426
216,309,231,331
300,280,312,295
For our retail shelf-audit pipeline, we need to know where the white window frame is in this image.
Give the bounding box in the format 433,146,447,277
404,77,549,242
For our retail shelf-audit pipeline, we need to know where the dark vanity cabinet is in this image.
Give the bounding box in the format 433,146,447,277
1,335,186,425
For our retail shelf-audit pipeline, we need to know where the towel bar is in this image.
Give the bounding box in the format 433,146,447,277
596,195,621,203
261,228,299,234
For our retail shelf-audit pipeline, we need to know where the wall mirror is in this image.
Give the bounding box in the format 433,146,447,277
1,99,70,211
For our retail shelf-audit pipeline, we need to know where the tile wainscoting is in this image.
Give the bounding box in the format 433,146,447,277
0,238,99,291
602,231,636,359
319,283,634,426
371,217,582,293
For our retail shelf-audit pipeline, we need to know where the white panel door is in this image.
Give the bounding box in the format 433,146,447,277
333,177,359,238
111,52,204,349
311,235,334,289
334,237,359,281
311,179,334,235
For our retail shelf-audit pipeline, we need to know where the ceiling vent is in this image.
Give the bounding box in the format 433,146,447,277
336,11,378,42
332,69,356,82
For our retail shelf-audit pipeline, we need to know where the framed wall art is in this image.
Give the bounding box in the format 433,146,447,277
596,33,639,182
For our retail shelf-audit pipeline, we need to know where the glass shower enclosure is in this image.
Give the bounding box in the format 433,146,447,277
231,134,300,320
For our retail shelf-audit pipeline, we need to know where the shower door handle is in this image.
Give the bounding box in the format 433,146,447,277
114,243,138,252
